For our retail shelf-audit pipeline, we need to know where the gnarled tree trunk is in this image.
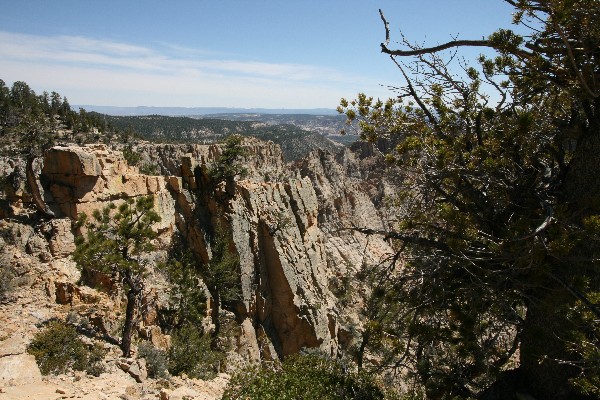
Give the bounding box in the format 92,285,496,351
121,273,142,357
26,155,55,218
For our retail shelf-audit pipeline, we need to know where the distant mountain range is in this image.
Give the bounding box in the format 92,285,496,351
76,105,339,117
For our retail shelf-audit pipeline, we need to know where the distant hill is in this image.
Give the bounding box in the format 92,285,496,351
76,105,339,117
0,78,353,163
78,105,359,151
199,113,346,134
105,114,342,161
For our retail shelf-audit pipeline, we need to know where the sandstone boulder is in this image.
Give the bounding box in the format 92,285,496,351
42,146,102,180
118,358,147,383
0,354,42,387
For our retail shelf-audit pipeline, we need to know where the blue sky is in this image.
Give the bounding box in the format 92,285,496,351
0,1,517,109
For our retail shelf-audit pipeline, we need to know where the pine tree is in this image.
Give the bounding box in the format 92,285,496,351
340,1,600,398
74,197,161,357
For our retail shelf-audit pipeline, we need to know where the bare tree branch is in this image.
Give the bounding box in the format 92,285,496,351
382,39,492,57
379,8,390,48
389,56,445,136
503,0,548,13
340,225,453,253
547,272,600,320
379,8,492,57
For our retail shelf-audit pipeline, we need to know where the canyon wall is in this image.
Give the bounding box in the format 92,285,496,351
0,138,394,391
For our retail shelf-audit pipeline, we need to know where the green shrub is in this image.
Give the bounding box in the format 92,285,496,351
27,320,106,375
122,145,141,166
138,341,168,379
139,162,158,175
168,324,224,379
222,353,384,400
0,229,15,301
208,134,248,185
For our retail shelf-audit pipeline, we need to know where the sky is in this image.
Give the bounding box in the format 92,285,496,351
0,1,519,109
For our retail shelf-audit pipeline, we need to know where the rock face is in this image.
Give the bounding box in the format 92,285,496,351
41,144,174,228
1,137,393,390
231,178,329,358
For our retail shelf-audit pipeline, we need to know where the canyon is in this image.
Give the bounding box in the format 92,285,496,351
0,137,395,399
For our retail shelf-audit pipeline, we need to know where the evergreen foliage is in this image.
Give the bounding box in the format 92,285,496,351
160,243,227,380
167,324,224,379
202,223,242,309
73,196,161,357
27,320,106,376
197,222,242,340
122,145,141,167
222,354,384,400
160,241,207,331
339,1,600,398
208,134,248,186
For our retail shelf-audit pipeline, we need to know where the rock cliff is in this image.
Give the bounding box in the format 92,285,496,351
0,137,394,398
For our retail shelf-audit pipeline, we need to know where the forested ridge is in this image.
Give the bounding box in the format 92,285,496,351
0,81,342,162
0,79,119,153
105,114,341,160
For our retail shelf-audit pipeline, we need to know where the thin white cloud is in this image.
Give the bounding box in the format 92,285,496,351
0,31,388,108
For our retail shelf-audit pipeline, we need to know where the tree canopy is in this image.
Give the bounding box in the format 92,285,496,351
339,1,600,398
0,79,112,151
208,134,249,186
74,197,161,357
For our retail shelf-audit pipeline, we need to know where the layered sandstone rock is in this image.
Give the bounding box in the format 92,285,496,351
0,137,394,398
34,139,393,362
230,177,329,358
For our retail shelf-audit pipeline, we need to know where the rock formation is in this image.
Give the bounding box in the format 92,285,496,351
0,137,394,398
